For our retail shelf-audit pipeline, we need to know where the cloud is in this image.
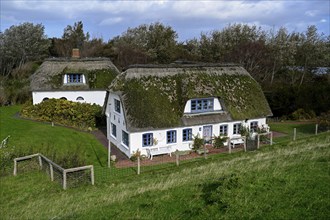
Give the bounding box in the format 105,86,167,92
99,17,123,26
1,0,329,40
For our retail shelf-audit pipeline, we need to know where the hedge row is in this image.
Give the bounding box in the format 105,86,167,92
20,99,103,130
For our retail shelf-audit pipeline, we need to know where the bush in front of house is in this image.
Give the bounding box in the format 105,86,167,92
20,99,103,130
213,135,228,148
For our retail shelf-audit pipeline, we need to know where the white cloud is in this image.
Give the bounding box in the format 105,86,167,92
99,17,123,26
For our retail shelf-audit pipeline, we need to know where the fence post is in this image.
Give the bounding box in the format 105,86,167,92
90,166,95,186
315,124,318,135
108,140,111,168
63,170,67,190
293,128,296,141
203,143,207,159
13,159,17,176
137,156,140,175
175,150,179,166
38,155,43,170
137,149,141,175
49,163,54,181
257,134,260,149
243,137,247,152
270,132,273,145
228,138,231,154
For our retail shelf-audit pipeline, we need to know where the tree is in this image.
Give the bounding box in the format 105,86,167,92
110,22,178,68
49,21,90,57
0,22,50,76
295,25,328,86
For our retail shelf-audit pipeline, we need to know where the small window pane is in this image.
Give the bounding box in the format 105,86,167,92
143,133,153,147
250,121,258,132
111,123,117,137
167,130,177,143
122,131,129,146
114,99,121,113
183,128,192,141
233,123,241,135
191,98,214,113
220,125,228,136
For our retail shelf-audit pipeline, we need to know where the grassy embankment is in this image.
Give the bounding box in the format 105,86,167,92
0,105,329,219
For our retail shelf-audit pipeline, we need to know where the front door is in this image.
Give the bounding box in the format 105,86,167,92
203,125,213,142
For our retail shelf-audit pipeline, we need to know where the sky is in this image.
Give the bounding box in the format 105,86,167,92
1,0,329,42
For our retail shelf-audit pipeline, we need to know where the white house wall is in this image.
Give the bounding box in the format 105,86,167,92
105,93,131,156
129,118,267,157
32,90,106,106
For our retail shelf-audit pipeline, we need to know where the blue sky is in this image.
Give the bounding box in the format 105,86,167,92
1,0,329,41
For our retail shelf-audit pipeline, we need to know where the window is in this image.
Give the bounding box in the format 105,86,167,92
167,130,177,143
111,123,116,138
142,133,153,147
76,96,84,101
250,121,258,133
191,98,214,113
67,74,83,83
183,128,193,141
122,131,129,147
233,123,241,135
220,124,228,136
114,99,121,113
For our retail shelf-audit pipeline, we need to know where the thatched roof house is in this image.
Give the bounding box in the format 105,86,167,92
31,57,119,91
109,63,272,132
30,54,119,106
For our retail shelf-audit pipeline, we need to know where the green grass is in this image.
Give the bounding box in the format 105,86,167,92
269,121,317,143
1,106,329,219
0,105,107,166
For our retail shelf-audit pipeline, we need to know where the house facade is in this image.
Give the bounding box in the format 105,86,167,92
105,64,272,158
30,49,119,106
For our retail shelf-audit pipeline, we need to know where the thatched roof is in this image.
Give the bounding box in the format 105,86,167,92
31,57,120,91
109,63,272,132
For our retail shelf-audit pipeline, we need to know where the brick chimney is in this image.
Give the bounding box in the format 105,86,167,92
72,48,80,59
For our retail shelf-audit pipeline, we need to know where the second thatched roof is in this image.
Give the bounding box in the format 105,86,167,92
31,57,120,91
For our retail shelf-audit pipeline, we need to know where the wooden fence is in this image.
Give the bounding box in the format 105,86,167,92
13,153,94,190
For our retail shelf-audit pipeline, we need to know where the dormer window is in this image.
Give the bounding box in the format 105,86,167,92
64,74,85,84
68,74,83,83
191,98,214,113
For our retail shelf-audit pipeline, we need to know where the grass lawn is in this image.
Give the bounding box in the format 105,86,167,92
269,121,317,143
0,105,107,166
1,106,329,219
0,133,329,219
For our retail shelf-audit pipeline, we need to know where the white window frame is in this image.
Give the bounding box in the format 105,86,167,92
233,123,241,135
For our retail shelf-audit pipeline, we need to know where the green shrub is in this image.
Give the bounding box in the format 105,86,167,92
20,99,103,130
240,124,250,138
192,134,204,150
291,108,316,120
213,135,228,148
